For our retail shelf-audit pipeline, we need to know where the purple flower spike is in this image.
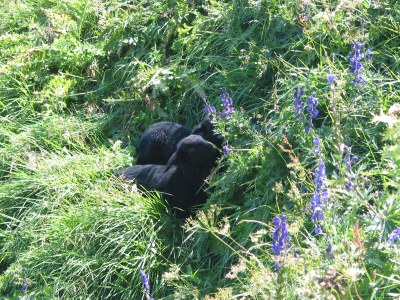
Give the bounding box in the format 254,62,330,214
326,243,334,259
272,215,291,270
272,216,290,256
220,87,234,118
341,144,357,191
366,48,372,61
313,136,321,155
305,93,318,132
327,74,336,85
140,270,151,292
293,86,305,120
389,227,400,243
350,41,367,84
310,157,328,235
140,270,156,300
204,100,217,120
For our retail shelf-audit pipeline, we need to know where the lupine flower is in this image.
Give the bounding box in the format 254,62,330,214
21,282,27,293
326,243,334,260
293,86,305,120
350,41,366,84
313,160,326,189
389,227,400,243
310,147,328,235
223,144,231,155
272,215,290,269
315,223,324,236
313,136,321,155
204,99,217,120
140,270,151,292
341,144,358,191
305,93,318,133
140,270,155,300
293,87,318,132
366,48,372,61
326,74,336,85
220,87,234,118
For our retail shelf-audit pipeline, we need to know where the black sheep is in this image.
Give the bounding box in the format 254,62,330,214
116,135,219,216
191,119,224,150
136,121,191,165
136,120,223,165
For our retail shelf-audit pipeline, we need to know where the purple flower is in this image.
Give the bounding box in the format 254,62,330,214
313,161,326,189
223,144,231,155
366,48,372,61
350,41,367,84
341,144,357,191
313,136,321,155
140,270,155,300
272,215,290,256
326,243,334,259
389,227,400,243
204,100,217,120
220,87,234,118
305,93,318,132
140,270,151,292
327,74,336,85
21,283,27,293
322,188,329,204
315,224,323,236
310,160,328,235
293,86,305,120
292,87,319,132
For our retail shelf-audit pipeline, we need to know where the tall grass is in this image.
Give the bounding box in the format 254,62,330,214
1,0,400,299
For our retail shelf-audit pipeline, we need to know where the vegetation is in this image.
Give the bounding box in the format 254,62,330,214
1,0,400,298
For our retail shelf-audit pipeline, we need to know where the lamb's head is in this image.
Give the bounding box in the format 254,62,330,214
191,119,224,149
166,135,219,178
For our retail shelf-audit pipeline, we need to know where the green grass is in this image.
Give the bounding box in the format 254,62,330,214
1,0,400,299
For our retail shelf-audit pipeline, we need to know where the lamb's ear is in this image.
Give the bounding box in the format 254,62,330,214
165,152,178,172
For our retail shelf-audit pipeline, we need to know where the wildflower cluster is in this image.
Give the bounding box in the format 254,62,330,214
310,137,328,235
389,227,400,243
220,87,234,118
140,270,155,300
203,87,235,120
203,88,235,155
293,86,305,120
292,87,319,132
272,215,290,269
349,41,371,84
340,144,358,191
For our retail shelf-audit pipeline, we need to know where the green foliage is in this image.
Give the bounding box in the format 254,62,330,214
1,0,400,299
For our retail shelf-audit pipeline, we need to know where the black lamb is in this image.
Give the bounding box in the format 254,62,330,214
191,119,224,150
136,120,223,165
116,135,220,216
136,121,191,165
